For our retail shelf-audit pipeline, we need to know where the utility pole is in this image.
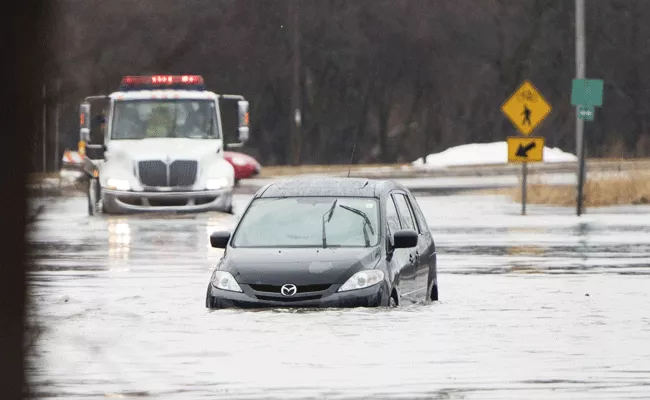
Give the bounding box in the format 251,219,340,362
290,0,302,166
54,79,61,171
575,0,586,216
42,84,47,172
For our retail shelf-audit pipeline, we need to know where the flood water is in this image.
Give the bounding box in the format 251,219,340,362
27,192,650,399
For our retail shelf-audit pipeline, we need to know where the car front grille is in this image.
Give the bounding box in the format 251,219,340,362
248,284,332,294
255,294,323,302
247,283,332,302
138,160,198,188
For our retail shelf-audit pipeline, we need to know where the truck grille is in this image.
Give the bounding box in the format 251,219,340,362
138,161,167,187
169,160,198,187
138,160,198,188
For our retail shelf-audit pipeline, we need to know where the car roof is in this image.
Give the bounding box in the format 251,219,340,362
255,177,407,199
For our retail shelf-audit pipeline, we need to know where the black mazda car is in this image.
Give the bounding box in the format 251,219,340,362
205,177,438,309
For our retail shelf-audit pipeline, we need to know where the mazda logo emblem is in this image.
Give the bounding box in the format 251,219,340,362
280,284,297,296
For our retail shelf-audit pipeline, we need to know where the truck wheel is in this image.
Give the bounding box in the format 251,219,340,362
87,178,96,216
87,178,101,216
222,193,234,214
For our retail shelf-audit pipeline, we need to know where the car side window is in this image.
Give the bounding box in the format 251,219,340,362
394,193,417,231
407,194,429,234
386,195,401,234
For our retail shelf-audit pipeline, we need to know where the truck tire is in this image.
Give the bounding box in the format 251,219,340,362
87,178,100,216
221,192,234,214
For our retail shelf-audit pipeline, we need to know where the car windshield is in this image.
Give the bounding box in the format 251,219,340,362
231,197,380,248
111,99,219,140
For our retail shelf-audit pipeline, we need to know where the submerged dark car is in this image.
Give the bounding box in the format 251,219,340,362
205,177,438,309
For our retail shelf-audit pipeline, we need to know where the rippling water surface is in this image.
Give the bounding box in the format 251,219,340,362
28,193,650,399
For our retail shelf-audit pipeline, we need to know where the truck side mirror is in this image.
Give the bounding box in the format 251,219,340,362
80,102,91,142
237,100,249,143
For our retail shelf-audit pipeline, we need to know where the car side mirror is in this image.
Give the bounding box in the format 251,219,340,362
210,231,231,249
393,229,418,249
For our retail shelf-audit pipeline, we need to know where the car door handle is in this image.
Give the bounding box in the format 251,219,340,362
409,253,418,264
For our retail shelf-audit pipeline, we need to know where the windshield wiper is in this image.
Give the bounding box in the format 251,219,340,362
339,204,375,247
321,199,338,248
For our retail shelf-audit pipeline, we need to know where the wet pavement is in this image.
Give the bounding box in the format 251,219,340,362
27,192,650,399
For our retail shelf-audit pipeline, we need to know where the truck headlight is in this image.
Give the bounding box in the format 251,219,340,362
210,271,242,292
206,177,230,190
337,270,384,292
106,178,130,191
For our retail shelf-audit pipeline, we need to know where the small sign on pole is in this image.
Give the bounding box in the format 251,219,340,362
571,79,604,107
578,105,595,121
507,137,545,163
571,78,604,216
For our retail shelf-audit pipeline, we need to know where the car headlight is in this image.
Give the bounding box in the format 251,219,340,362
106,178,130,191
210,270,242,292
338,270,384,292
206,177,230,190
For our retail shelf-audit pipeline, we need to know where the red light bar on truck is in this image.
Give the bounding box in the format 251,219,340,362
119,75,205,91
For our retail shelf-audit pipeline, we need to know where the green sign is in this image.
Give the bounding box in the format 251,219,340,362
571,79,604,107
578,105,595,121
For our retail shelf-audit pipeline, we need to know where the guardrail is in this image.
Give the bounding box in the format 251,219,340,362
341,159,650,179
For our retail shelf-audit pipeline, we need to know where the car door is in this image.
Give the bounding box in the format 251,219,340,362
393,192,427,302
405,192,436,301
385,193,418,304
392,191,424,302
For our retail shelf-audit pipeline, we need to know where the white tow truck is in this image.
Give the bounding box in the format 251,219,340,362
78,74,250,215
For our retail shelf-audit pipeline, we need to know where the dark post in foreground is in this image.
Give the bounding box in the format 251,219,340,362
0,1,48,398
575,0,586,216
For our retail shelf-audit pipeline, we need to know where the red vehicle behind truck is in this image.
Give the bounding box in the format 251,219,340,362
223,151,261,182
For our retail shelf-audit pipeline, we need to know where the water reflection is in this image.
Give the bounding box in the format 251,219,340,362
108,218,130,271
575,222,590,262
28,195,650,398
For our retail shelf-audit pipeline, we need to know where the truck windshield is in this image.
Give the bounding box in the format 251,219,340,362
231,197,380,248
111,99,220,140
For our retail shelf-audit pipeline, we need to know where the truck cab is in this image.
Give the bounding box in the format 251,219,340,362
79,75,250,215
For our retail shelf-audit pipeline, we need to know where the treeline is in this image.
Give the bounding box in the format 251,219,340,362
37,0,650,170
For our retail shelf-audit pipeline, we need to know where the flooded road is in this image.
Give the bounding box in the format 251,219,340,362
27,193,650,399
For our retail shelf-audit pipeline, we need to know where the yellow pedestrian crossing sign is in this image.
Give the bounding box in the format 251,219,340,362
501,80,551,135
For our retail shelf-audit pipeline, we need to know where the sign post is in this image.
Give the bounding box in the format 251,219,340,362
571,78,604,216
501,80,551,215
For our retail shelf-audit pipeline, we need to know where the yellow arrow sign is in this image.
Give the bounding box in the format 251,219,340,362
507,136,544,163
501,80,551,135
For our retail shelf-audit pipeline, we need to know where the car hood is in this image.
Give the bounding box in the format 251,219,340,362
107,138,222,161
222,247,381,285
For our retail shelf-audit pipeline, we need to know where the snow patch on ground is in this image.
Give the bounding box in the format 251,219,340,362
412,141,577,169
